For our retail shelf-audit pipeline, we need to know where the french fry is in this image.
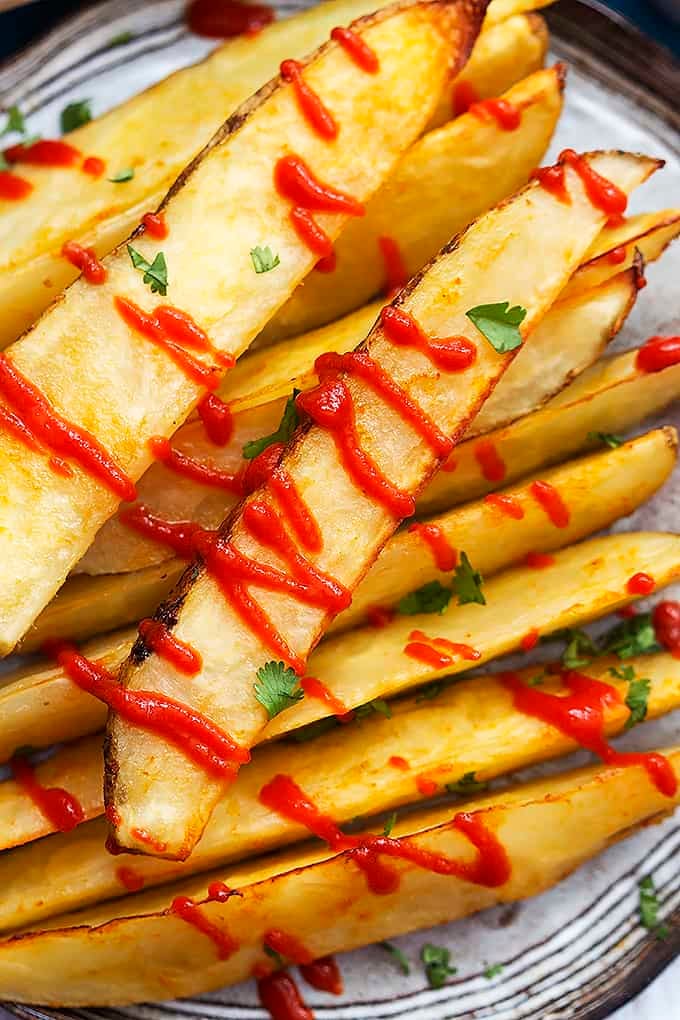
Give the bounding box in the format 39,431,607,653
0,0,481,654
260,61,563,344
2,648,679,932
76,265,638,577
106,151,661,860
5,526,680,764
0,0,548,350
1,748,677,1004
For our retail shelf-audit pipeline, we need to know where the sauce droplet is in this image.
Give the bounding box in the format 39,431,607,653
82,155,106,178
636,335,680,374
280,59,338,140
187,0,274,38
198,393,234,446
0,169,33,201
142,211,168,239
468,97,521,130
330,26,379,72
257,971,314,1020
529,480,570,528
653,600,680,658
483,492,524,519
170,895,239,959
299,956,343,995
524,550,555,569
10,755,85,833
300,676,354,721
408,522,457,571
62,241,106,284
626,572,655,596
474,439,506,483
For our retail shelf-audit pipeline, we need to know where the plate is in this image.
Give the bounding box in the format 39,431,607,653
1,1,679,1017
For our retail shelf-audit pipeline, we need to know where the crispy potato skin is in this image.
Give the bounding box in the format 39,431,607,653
1,647,680,932
0,0,483,654
106,151,661,860
0,750,678,1005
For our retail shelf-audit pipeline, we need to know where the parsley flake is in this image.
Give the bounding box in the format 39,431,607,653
446,771,487,796
398,580,452,616
355,698,392,720
108,167,135,183
381,941,410,975
639,875,669,940
484,963,504,980
383,811,397,836
561,628,598,669
421,943,457,988
127,245,168,295
264,944,286,968
610,665,651,729
466,301,526,354
251,245,280,274
242,390,299,460
599,612,660,659
108,30,134,47
587,431,624,449
452,551,486,606
61,99,92,134
254,661,304,719
1,105,25,137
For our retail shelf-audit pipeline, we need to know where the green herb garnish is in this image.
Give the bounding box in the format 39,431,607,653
421,943,457,988
587,431,623,449
127,244,168,295
251,245,280,274
639,875,670,940
466,301,526,354
60,99,92,133
398,580,452,616
108,167,135,183
381,941,410,975
242,390,299,460
254,661,304,719
452,551,486,606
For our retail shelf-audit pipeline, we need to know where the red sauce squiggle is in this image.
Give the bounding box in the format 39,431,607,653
531,163,569,204
116,866,145,892
257,971,313,1020
408,522,457,571
529,480,570,528
297,376,416,519
300,675,354,721
0,170,33,201
142,211,168,239
198,393,234,446
501,670,677,796
404,629,481,668
330,26,379,73
4,139,80,167
10,755,84,833
269,468,322,553
484,492,524,519
468,98,521,130
0,353,136,500
289,207,334,257
474,439,506,483
149,435,244,494
115,296,233,391
138,617,203,676
62,241,106,284
265,929,313,964
524,550,555,569
636,335,680,374
275,155,364,259
299,956,343,995
170,896,238,959
44,640,249,776
315,349,453,458
242,442,285,496
187,0,274,38
119,503,206,559
259,773,511,893
452,79,479,116
280,59,338,140
378,235,408,297
559,148,627,217
381,305,477,373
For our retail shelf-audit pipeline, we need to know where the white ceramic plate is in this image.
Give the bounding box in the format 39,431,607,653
1,2,679,1017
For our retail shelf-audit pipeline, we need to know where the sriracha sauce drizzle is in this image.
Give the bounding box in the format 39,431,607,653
404,629,481,668
280,60,338,140
187,0,274,38
474,439,506,483
257,971,313,1020
381,305,477,373
61,241,106,284
330,26,379,73
170,895,238,959
529,480,570,528
198,393,234,446
300,676,354,721
636,335,680,374
468,98,521,131
149,435,244,494
0,169,33,201
138,617,203,676
532,149,627,220
408,522,457,571
484,492,524,519
378,235,408,296
275,154,364,259
142,211,168,239
10,755,85,833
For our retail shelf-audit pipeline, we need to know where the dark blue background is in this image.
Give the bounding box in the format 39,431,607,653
0,0,679,69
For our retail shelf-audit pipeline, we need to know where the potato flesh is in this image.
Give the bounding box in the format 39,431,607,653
0,749,677,1005
77,264,635,577
2,647,679,932
106,152,661,859
0,1,470,654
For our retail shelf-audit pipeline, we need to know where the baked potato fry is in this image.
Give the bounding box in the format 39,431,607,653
77,265,638,577
29,425,673,647
0,0,548,350
0,0,481,654
2,648,678,931
1,749,677,1004
106,151,660,859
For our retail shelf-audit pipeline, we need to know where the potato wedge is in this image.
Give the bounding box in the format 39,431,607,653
260,61,563,344
5,526,679,766
2,647,678,931
0,1,548,351
1,748,677,1004
77,265,638,577
106,151,660,859
29,424,673,649
0,0,480,654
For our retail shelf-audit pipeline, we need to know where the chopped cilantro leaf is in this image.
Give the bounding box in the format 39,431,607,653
383,811,397,836
251,245,280,274
587,431,623,449
108,167,135,183
639,875,670,940
446,771,487,796
528,670,547,686
452,551,486,606
466,301,526,354
264,944,286,968
242,390,299,460
61,99,92,133
108,30,134,47
484,963,504,980
1,105,25,137
127,245,168,295
610,665,651,729
355,698,392,720
288,717,338,743
398,580,452,616
416,679,447,702
599,612,660,659
562,628,598,669
254,661,303,719
421,943,457,988
381,941,410,975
